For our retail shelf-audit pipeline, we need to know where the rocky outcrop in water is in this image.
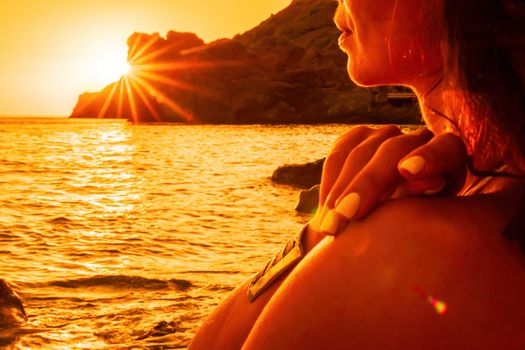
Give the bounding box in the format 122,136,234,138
136,320,179,341
295,184,320,214
272,158,324,189
70,0,421,124
0,279,27,348
272,159,324,214
0,279,27,329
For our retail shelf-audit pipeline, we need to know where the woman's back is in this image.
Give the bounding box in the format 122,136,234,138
241,183,525,349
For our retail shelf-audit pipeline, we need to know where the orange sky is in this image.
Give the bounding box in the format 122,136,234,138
0,0,291,116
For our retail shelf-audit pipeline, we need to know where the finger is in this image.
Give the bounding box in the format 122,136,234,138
319,125,374,207
323,125,403,210
391,176,447,198
398,132,467,179
320,131,432,234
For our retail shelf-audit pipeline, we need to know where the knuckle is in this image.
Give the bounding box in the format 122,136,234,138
323,151,346,172
422,132,466,164
377,135,404,154
350,125,373,137
346,142,373,163
331,135,351,153
377,132,424,155
440,132,466,149
325,148,346,163
412,127,433,137
331,125,373,153
377,124,402,136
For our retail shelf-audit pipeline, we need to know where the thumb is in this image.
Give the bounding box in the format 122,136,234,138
398,132,467,181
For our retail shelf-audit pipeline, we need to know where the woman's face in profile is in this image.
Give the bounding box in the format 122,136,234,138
334,0,444,88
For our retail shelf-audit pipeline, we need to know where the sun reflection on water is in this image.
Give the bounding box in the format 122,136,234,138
55,125,142,218
0,120,355,348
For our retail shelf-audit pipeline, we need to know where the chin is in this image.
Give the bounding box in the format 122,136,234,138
346,59,396,87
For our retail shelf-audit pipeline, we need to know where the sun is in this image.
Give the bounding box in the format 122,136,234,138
96,53,131,81
80,44,131,90
115,61,131,78
91,33,236,123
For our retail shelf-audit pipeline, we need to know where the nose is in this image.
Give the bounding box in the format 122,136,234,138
333,3,346,32
333,3,352,33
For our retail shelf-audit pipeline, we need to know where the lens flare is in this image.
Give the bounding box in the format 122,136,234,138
413,285,448,315
427,296,448,315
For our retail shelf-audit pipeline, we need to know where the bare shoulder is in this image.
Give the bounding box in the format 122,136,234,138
242,195,525,350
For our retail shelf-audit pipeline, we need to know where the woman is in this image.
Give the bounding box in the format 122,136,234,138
191,0,525,348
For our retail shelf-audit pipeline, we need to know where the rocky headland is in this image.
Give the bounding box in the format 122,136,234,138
70,0,421,124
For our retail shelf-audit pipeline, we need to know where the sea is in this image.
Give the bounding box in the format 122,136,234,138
0,117,356,349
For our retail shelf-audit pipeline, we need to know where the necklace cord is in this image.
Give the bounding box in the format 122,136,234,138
422,76,525,250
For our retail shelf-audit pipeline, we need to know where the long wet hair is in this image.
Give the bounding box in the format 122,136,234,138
441,0,525,249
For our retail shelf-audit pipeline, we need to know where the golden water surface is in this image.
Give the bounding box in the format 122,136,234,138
0,118,352,349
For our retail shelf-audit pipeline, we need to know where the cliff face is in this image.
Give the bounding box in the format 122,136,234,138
70,0,421,124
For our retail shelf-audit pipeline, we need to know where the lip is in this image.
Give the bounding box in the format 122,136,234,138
338,30,353,50
334,21,354,35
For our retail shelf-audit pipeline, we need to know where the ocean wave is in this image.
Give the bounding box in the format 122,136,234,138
46,217,73,225
45,275,192,291
0,159,27,166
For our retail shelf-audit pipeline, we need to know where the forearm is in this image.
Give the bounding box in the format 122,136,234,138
189,224,323,350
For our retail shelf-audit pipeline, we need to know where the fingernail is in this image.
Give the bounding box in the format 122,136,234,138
424,182,446,195
320,209,339,235
400,156,426,175
335,192,361,220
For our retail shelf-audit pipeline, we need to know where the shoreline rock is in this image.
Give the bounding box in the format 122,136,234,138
271,158,324,189
0,279,27,347
0,279,27,329
271,159,324,214
295,184,320,214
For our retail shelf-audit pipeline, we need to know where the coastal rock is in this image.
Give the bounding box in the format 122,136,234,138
70,0,422,124
136,320,178,340
295,184,320,214
271,158,323,213
272,158,324,189
0,279,27,329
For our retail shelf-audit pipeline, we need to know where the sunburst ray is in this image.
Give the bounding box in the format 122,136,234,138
133,69,214,97
123,76,139,124
127,34,143,63
128,76,162,122
131,41,204,66
117,76,125,118
97,80,121,118
134,59,244,73
92,35,251,122
129,34,162,64
132,74,195,122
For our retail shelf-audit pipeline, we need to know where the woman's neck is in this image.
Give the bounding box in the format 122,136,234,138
411,77,525,197
411,76,458,136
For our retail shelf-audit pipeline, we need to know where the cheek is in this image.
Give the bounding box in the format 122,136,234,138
345,27,399,86
387,1,444,79
344,0,443,86
386,26,443,80
344,2,404,86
